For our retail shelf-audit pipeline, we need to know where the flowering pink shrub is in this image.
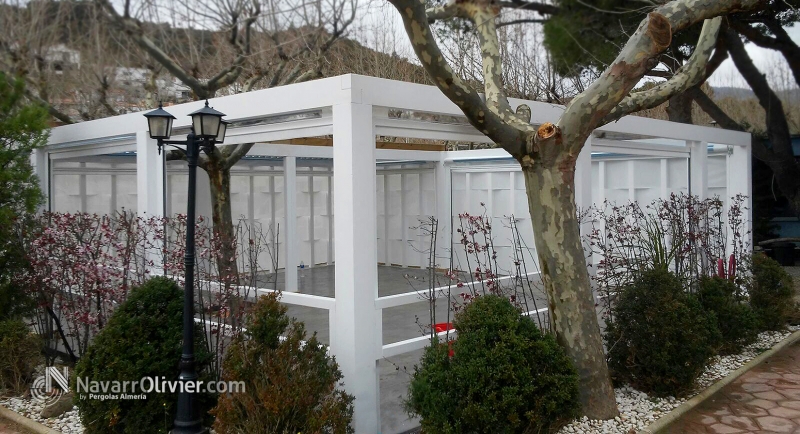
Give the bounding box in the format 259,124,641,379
583,193,750,312
21,211,279,376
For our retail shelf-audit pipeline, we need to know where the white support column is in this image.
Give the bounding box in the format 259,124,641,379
309,174,315,268
110,163,118,214
627,160,636,202
689,140,709,199
332,100,380,433
435,158,451,271
727,143,753,253
400,173,407,267
30,148,49,212
136,131,165,271
598,161,606,205
79,162,87,213
327,174,334,265
284,157,298,292
383,173,390,265
136,131,164,217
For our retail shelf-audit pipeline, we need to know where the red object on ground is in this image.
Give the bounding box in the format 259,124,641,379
434,322,453,333
433,323,455,357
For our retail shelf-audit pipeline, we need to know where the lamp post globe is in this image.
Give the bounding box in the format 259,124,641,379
189,101,225,139
144,103,176,140
215,120,229,144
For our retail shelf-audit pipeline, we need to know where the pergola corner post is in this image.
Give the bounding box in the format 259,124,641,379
30,148,50,212
727,141,753,257
136,130,165,271
331,91,381,433
136,130,166,217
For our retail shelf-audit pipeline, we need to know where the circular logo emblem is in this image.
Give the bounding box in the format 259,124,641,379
30,375,63,407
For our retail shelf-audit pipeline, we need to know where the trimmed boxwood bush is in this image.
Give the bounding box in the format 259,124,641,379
748,253,796,331
73,277,215,434
697,277,759,354
406,295,579,434
211,292,354,434
605,268,721,397
0,319,41,394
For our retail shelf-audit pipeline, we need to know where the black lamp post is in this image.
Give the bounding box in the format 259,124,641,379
143,101,227,434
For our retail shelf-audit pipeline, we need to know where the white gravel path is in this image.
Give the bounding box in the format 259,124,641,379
556,326,800,434
0,396,83,434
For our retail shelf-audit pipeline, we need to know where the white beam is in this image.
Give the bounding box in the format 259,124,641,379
284,156,298,292
331,100,380,433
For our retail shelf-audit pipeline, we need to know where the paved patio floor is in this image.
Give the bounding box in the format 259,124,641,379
667,339,800,433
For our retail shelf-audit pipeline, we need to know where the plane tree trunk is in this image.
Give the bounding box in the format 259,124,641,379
205,161,238,282
521,151,618,418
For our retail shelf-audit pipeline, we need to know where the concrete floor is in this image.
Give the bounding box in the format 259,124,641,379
256,264,550,434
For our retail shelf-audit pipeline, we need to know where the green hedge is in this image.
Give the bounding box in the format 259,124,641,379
0,319,41,394
407,295,579,434
748,253,796,331
697,277,759,354
74,277,214,434
606,268,721,397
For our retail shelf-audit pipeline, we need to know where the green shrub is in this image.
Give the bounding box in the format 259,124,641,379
73,277,214,434
697,277,759,354
748,253,796,330
0,319,41,394
605,268,721,397
211,293,354,434
406,295,579,434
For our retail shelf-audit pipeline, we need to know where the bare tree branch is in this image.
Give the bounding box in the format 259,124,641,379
389,0,529,158
497,1,561,16
559,0,761,148
730,18,800,86
602,17,721,124
723,28,793,157
465,4,538,133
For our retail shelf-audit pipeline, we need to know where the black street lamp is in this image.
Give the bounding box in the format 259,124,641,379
143,101,227,434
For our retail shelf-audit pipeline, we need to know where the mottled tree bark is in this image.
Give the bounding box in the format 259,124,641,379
521,157,618,419
206,161,238,282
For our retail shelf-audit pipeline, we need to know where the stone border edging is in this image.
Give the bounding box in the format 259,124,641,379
639,329,800,434
0,405,61,434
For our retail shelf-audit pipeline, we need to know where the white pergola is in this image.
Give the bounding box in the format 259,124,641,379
35,74,752,433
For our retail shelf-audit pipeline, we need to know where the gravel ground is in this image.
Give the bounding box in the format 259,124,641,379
0,397,82,434
556,326,800,434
